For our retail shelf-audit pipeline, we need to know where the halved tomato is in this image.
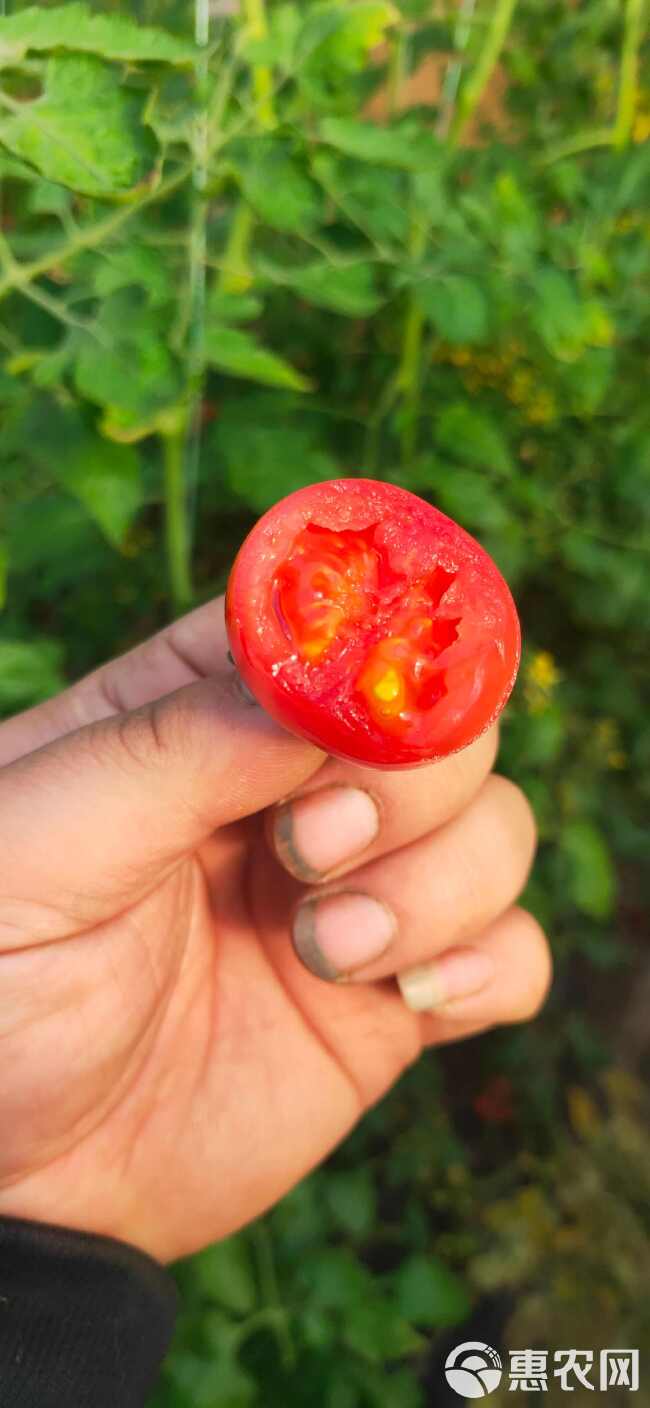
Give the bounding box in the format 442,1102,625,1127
226,479,520,768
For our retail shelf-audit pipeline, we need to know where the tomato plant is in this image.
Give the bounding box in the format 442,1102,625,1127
226,480,520,767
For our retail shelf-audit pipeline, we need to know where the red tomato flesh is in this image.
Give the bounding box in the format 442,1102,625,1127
226,479,521,768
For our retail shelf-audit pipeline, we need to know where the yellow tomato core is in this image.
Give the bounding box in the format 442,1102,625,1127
272,521,459,733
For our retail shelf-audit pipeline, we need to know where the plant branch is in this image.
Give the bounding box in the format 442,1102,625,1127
614,0,646,146
242,0,276,130
387,25,407,118
170,0,212,608
449,0,518,148
436,0,479,139
541,126,614,166
219,199,255,293
0,164,191,306
161,420,193,615
396,217,428,465
252,1223,295,1370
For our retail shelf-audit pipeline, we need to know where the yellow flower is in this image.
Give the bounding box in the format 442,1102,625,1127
585,303,615,348
593,719,627,770
528,392,557,424
508,368,534,404
633,112,650,143
523,651,560,712
528,651,561,689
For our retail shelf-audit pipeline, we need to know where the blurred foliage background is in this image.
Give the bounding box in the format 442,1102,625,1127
1,0,649,1401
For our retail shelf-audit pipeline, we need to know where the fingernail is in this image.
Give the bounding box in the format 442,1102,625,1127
398,947,495,1013
274,786,379,881
293,892,396,981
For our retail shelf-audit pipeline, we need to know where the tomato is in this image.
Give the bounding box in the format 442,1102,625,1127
225,479,521,768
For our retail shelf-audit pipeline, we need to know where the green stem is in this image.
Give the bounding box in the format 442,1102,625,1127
387,26,406,117
397,217,428,465
398,303,424,464
219,200,255,293
394,0,518,463
174,0,211,586
541,126,614,166
0,164,191,305
242,0,276,130
436,0,478,139
449,0,519,148
614,0,646,146
162,424,193,615
252,1223,295,1370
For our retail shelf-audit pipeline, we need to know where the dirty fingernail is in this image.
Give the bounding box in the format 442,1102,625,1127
398,947,494,1013
274,786,379,881
293,892,396,981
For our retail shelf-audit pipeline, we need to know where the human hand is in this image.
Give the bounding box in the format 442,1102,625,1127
0,597,550,1262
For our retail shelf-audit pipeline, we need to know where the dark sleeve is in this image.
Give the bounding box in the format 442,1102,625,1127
0,1215,178,1408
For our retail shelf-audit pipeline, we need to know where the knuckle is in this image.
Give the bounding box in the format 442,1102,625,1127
107,693,200,777
449,722,500,802
486,774,538,868
508,908,553,1021
114,704,169,772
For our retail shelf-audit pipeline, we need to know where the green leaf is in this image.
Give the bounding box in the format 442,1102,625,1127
17,396,143,546
92,246,171,308
326,1169,377,1236
298,3,398,74
395,1254,471,1328
53,435,142,549
204,326,311,391
531,268,589,362
563,348,614,416
260,257,381,316
560,820,616,920
237,138,324,233
74,293,182,424
429,468,512,534
0,639,65,710
0,55,157,198
26,179,73,218
319,117,433,169
0,3,194,64
208,292,264,325
300,1248,374,1309
169,1348,256,1408
239,3,302,71
0,152,35,181
343,1298,423,1363
434,402,513,476
189,1237,257,1314
215,413,336,512
312,151,410,245
415,274,489,345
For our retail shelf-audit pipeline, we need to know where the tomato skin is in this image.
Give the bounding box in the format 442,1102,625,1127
226,479,521,769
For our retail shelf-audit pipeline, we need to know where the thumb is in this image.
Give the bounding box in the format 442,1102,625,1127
0,670,323,948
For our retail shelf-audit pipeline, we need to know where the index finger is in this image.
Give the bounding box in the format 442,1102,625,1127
0,596,232,767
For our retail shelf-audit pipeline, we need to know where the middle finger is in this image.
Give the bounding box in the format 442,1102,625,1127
290,774,536,983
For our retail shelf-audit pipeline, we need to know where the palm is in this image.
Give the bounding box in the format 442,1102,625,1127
1,808,417,1263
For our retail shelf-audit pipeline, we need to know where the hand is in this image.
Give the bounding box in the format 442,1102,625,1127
0,598,550,1262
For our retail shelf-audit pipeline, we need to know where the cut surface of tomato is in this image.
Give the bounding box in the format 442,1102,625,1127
226,479,521,768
